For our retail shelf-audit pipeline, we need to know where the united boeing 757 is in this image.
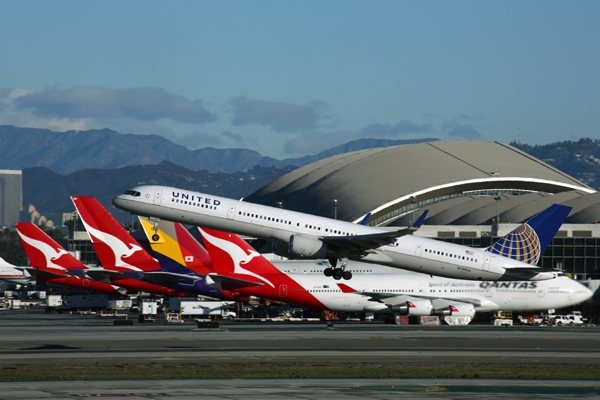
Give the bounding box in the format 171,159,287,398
113,185,571,282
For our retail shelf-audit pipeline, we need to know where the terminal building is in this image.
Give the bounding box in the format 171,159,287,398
245,140,600,283
0,170,22,229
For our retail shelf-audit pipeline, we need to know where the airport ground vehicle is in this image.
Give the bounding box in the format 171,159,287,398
56,295,109,312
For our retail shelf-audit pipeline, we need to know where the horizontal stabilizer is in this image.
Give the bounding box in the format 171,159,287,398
20,267,66,280
142,271,202,284
84,269,123,283
503,266,561,273
205,273,264,289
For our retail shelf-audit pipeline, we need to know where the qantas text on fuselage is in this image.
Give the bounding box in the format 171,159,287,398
113,186,564,282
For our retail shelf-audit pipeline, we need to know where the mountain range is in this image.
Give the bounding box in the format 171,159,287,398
0,125,436,174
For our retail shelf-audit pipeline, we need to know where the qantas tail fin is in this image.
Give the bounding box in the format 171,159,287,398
14,223,85,271
198,227,278,288
486,204,572,265
71,196,160,271
138,216,213,275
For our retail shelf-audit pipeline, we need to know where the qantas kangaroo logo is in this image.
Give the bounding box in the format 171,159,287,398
79,219,145,271
18,232,69,271
199,228,274,288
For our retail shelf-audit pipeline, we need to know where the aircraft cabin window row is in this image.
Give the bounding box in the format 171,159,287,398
238,211,292,225
172,198,216,210
424,248,476,263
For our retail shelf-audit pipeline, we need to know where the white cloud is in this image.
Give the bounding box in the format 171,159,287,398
12,86,217,124
229,96,332,133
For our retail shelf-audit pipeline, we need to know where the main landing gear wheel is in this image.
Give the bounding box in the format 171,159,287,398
342,271,352,280
152,234,160,241
333,269,343,280
324,267,333,277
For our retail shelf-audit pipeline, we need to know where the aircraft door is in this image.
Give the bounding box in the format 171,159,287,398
419,285,425,294
415,245,422,257
483,256,491,271
227,203,236,220
361,284,369,292
538,286,546,298
153,189,162,205
279,285,287,298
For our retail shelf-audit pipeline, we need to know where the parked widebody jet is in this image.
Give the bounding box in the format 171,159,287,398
72,196,248,300
198,227,593,322
0,257,32,285
14,223,124,295
113,185,571,282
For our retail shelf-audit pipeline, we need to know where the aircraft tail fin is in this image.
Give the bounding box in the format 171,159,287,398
198,227,277,288
486,204,572,265
14,223,85,271
139,216,213,275
71,196,160,271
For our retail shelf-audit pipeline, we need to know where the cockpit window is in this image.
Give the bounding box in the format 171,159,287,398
123,190,141,197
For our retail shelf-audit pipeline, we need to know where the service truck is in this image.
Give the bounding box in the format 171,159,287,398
168,299,236,319
56,295,108,312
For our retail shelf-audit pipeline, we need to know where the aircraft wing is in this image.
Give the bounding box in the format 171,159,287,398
141,271,202,285
205,273,264,289
338,284,481,307
321,210,428,254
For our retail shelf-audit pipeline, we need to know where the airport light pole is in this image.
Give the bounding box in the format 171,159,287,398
333,198,339,220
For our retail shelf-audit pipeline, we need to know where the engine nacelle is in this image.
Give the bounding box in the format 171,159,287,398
391,299,433,316
288,234,331,259
448,303,476,318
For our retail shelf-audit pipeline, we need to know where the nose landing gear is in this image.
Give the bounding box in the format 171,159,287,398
149,217,160,241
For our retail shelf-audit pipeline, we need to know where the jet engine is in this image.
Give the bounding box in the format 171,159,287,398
433,303,476,318
391,299,433,316
287,234,333,259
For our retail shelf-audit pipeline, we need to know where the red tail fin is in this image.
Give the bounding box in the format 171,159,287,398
198,228,280,288
71,196,160,271
15,223,85,271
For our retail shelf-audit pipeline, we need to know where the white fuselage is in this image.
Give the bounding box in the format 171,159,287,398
285,272,591,313
0,265,30,285
113,186,555,282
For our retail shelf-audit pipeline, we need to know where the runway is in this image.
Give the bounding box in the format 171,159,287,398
2,309,600,399
1,309,599,366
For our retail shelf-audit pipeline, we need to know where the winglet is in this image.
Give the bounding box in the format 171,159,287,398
411,210,429,228
358,213,372,226
337,283,358,293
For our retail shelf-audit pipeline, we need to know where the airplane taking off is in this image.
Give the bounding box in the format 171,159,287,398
0,257,32,285
14,223,124,295
198,227,593,322
113,185,571,282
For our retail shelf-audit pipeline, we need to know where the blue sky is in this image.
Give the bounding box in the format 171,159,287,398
1,1,598,159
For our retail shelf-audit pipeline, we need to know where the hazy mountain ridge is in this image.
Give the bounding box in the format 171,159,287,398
0,125,436,174
512,138,600,189
22,162,298,226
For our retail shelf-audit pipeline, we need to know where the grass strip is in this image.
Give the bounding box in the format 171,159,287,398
1,362,598,381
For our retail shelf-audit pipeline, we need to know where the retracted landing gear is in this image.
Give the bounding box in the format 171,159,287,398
149,217,160,241
324,258,352,280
